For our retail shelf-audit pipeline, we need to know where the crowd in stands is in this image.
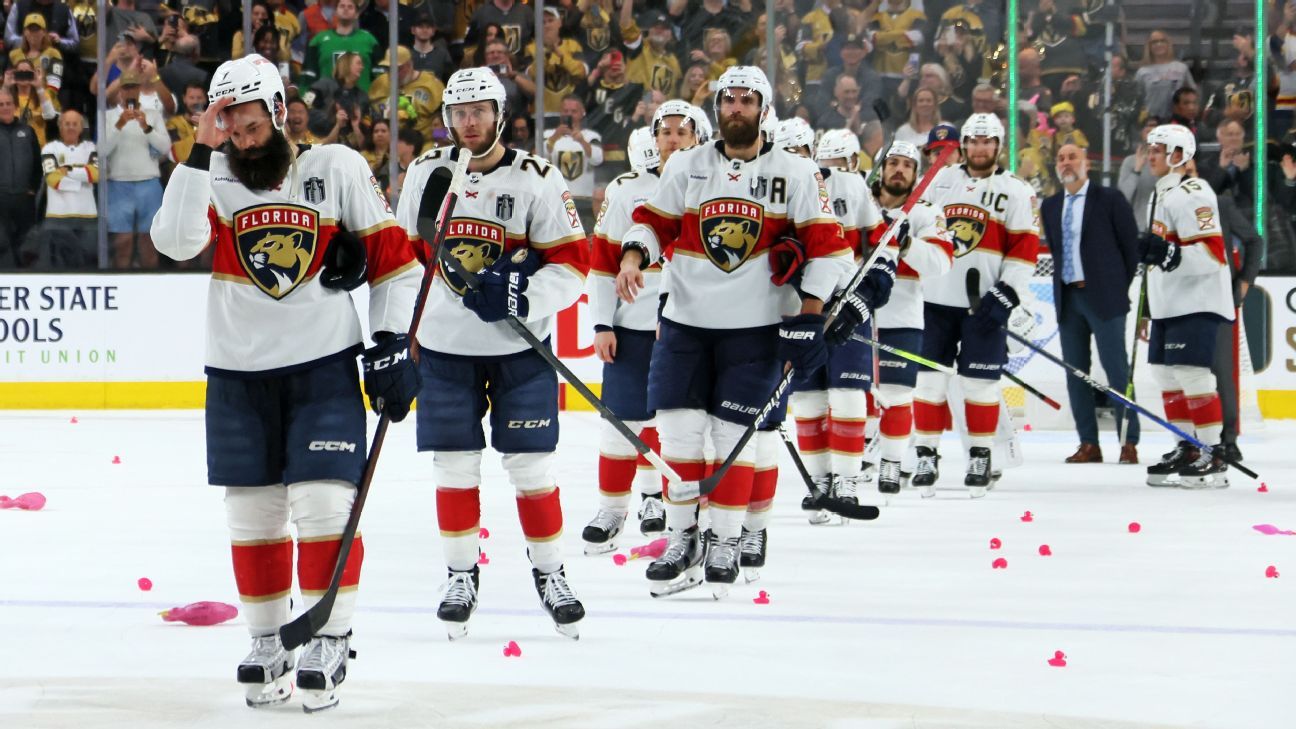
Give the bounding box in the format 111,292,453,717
0,0,1290,271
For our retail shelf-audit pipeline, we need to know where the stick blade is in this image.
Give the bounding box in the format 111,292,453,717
415,165,455,246
823,500,881,520
278,610,319,650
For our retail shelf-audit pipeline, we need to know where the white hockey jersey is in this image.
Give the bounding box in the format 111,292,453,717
40,140,98,219
821,167,887,285
590,167,661,332
151,143,422,375
395,146,590,357
921,164,1040,307
877,198,954,330
623,140,854,330
1147,172,1234,321
544,128,604,199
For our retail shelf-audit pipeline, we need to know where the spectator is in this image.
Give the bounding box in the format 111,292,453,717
154,11,193,67
572,0,636,71
525,7,588,115
469,0,532,57
409,12,454,82
252,25,293,89
1134,30,1196,121
9,13,63,96
300,0,336,39
907,62,963,124
388,126,423,210
584,49,644,150
675,0,749,62
101,73,168,269
893,87,941,148
932,15,980,109
625,10,681,99
859,119,885,172
305,0,379,92
283,96,321,146
306,51,369,139
369,45,445,143
159,34,207,106
869,0,927,102
231,2,279,59
102,0,158,49
1041,143,1141,464
1016,47,1054,115
924,122,962,168
544,94,602,229
483,40,535,117
165,82,205,166
1198,118,1253,209
680,61,713,110
1089,54,1145,157
1169,86,1201,136
820,33,882,117
362,117,391,178
1029,1,1087,98
38,109,97,268
5,0,80,56
4,58,58,148
508,114,533,152
970,82,999,115
1118,115,1162,231
742,13,802,109
689,28,736,84
1205,38,1255,129
360,0,416,52
1050,101,1088,151
462,22,505,70
815,74,867,136
319,100,364,149
0,87,40,268
92,37,175,116
265,0,303,71
936,0,1000,60
1271,2,1296,138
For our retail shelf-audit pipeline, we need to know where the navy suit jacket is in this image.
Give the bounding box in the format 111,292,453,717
1041,182,1140,321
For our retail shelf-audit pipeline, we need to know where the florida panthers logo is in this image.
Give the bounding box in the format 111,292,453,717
698,199,763,272
943,203,989,257
234,204,320,299
439,218,507,295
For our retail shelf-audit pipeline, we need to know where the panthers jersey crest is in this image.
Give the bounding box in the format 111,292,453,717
439,218,506,295
698,199,763,273
234,204,320,299
943,203,988,257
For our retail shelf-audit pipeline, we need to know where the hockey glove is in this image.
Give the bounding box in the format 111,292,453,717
881,211,911,254
320,229,368,291
768,235,807,287
1006,303,1037,355
778,313,829,375
972,283,1019,334
824,292,869,347
857,257,897,310
362,332,420,422
461,248,543,323
1137,232,1182,272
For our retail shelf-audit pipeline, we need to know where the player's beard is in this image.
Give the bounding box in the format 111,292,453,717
966,146,998,174
882,178,913,199
720,114,760,147
226,129,294,191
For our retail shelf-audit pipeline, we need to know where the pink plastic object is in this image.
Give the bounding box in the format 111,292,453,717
612,553,628,566
629,538,668,560
1266,566,1280,579
989,538,1002,550
992,558,1008,569
1038,545,1052,556
479,527,490,539
1258,484,1270,493
1128,522,1141,533
138,577,153,591
502,640,522,657
1252,524,1296,536
1023,424,1033,432
112,455,122,464
1020,511,1034,523
752,590,770,605
69,416,78,424
1047,651,1067,667
0,492,46,511
160,601,238,626
477,552,490,566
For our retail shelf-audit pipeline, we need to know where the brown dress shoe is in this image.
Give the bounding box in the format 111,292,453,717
1119,444,1138,464
1065,443,1103,463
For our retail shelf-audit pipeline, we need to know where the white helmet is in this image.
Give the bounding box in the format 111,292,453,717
686,103,712,142
441,67,508,158
714,65,773,126
884,140,922,166
774,118,815,153
627,126,660,171
653,99,692,134
961,112,1005,143
208,54,286,130
1147,123,1196,167
760,107,778,143
815,128,861,169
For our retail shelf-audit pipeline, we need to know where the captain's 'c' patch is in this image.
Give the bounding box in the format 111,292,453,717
234,204,320,299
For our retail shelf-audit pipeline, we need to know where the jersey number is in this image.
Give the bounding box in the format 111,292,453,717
521,158,551,177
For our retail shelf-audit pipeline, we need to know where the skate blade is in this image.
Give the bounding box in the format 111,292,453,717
742,567,761,584
968,486,987,499
244,675,293,709
1178,476,1230,490
918,485,936,499
443,621,470,641
301,688,339,714
807,510,833,526
583,538,618,556
1146,474,1179,487
649,569,703,598
709,582,732,600
554,622,581,640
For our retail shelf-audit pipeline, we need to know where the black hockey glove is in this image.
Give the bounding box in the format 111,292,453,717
824,257,895,347
972,283,1019,334
768,235,806,287
824,292,869,347
1137,232,1182,272
881,211,911,254
320,229,368,291
462,248,543,323
778,313,829,374
361,332,420,422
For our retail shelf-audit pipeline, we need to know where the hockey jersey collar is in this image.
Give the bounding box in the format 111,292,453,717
716,139,774,164
452,145,517,177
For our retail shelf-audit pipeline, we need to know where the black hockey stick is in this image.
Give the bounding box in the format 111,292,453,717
278,153,472,650
966,270,1061,410
776,424,880,520
690,144,961,501
1121,190,1156,448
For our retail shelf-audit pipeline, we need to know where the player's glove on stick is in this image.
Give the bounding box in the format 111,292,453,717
320,229,367,291
462,248,543,323
973,283,1019,334
1137,232,1182,272
778,313,829,374
362,332,420,422
824,258,895,347
768,235,807,287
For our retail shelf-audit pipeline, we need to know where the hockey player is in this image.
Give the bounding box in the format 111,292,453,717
854,140,954,497
615,66,854,598
394,68,591,638
1139,123,1234,488
913,113,1040,497
582,101,704,555
150,55,423,712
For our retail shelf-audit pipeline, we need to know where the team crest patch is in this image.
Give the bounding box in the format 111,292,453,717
1195,206,1217,231
369,176,391,214
815,172,832,214
496,194,515,221
698,198,763,272
440,218,506,295
234,204,320,299
943,204,989,257
562,191,581,229
303,177,326,204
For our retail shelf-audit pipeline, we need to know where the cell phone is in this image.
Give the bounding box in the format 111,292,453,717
490,63,508,75
167,15,180,29
14,70,34,82
561,115,573,128
127,99,139,111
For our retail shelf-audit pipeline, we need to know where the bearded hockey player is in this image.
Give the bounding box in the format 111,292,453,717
913,113,1040,497
582,101,706,555
150,54,423,712
860,141,954,497
615,66,853,598
1139,123,1235,488
394,68,591,638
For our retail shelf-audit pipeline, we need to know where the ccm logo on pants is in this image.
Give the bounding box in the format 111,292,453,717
309,441,357,452
507,419,552,429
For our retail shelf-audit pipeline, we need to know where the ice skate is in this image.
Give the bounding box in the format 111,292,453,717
637,493,666,534
1177,447,1230,489
878,458,902,498
533,566,585,639
705,531,741,599
965,447,992,498
739,526,766,583
833,472,867,514
804,474,834,525
913,447,939,498
581,507,625,555
1147,441,1198,487
437,566,479,640
237,634,295,709
647,525,705,597
296,633,353,713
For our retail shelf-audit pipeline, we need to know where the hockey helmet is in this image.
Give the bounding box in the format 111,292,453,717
815,128,862,170
441,67,508,157
884,140,922,166
627,126,660,172
774,117,815,154
687,103,713,142
1147,123,1196,167
714,65,773,126
653,99,696,138
760,106,779,142
208,54,286,130
960,112,1004,143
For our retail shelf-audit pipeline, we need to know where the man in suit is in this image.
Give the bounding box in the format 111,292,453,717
1042,143,1141,463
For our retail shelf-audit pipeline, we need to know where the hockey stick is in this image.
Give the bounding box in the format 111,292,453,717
1121,190,1156,448
776,424,880,520
966,271,1061,410
1004,371,1062,410
279,152,472,650
854,333,956,375
688,144,961,501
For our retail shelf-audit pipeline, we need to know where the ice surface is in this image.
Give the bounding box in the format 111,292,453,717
1,411,1293,728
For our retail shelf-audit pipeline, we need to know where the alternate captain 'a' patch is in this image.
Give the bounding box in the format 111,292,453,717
440,218,506,295
699,198,763,273
234,204,320,299
943,203,989,257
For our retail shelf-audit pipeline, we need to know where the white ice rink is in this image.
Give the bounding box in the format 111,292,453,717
1,410,1293,728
